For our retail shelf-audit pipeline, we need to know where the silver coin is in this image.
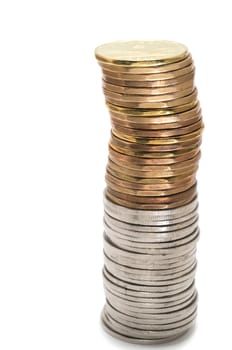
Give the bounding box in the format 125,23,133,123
106,264,196,286
104,227,199,250
104,272,196,299
104,255,197,282
103,191,198,223
101,314,193,344
103,267,194,293
105,288,197,313
105,297,197,323
104,247,197,270
104,252,196,277
104,208,199,227
104,276,196,303
104,216,199,242
105,299,197,325
104,211,199,233
104,236,198,260
102,308,195,340
103,305,197,331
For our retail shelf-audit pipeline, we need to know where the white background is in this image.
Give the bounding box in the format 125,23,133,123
0,1,231,349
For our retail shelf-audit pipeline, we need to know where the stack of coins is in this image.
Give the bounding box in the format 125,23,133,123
95,41,203,344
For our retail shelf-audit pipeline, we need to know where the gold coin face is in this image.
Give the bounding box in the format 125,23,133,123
95,41,188,66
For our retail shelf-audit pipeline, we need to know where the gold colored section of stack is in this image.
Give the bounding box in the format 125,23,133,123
95,40,203,210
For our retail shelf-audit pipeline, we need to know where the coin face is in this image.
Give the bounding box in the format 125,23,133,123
95,41,188,66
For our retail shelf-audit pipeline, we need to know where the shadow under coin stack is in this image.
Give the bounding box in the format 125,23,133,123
95,41,203,344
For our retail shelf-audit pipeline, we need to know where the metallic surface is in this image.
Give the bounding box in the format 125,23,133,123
95,40,203,344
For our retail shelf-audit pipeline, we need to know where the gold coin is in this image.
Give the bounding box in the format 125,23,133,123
106,167,196,185
102,64,194,81
108,150,201,171
104,71,194,88
107,160,198,178
105,190,197,209
105,89,198,109
105,171,196,190
103,79,194,96
103,86,194,102
106,179,196,197
107,184,197,203
106,183,196,204
112,127,203,145
109,144,200,161
95,40,188,66
99,54,193,74
110,134,202,152
111,120,203,137
107,99,200,117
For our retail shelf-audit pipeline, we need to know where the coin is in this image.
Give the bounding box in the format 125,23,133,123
99,54,193,74
95,40,203,344
104,71,195,88
105,89,197,109
95,40,188,66
111,120,203,138
103,77,194,95
102,64,194,81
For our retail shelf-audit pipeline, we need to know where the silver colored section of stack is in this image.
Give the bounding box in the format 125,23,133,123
102,192,199,344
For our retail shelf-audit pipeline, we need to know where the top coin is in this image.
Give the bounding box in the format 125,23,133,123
95,41,188,67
